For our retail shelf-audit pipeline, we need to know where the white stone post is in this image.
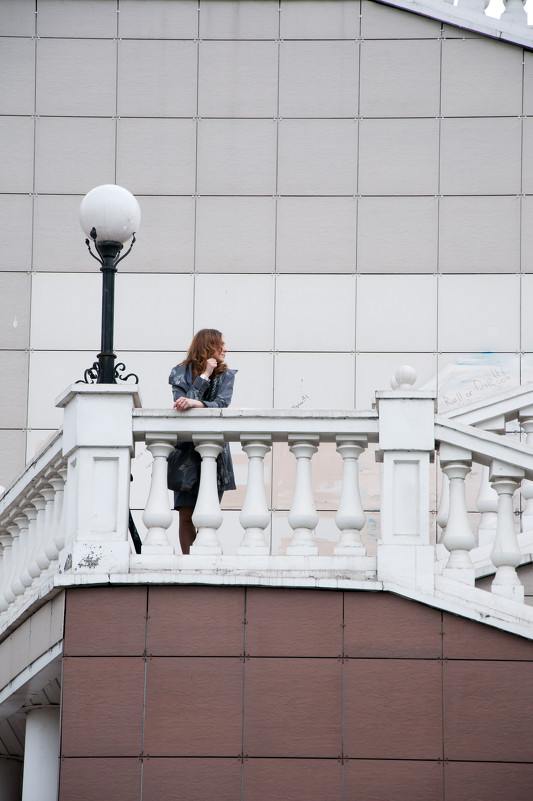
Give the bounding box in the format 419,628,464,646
490,460,525,602
375,375,436,594
41,482,59,563
0,757,22,801
502,0,527,23
6,520,25,598
48,469,66,554
476,464,499,546
0,531,13,611
191,435,224,555
238,436,271,555
287,436,319,555
142,436,175,555
21,706,60,801
436,471,449,539
22,506,39,580
519,414,533,533
334,437,367,555
14,514,33,592
55,384,140,574
28,494,49,577
439,444,476,584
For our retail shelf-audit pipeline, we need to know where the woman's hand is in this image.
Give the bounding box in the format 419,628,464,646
204,358,217,377
173,397,204,411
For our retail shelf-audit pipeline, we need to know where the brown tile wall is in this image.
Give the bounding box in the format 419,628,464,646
59,586,533,801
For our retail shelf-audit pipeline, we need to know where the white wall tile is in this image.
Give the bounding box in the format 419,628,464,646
280,0,359,39
358,119,439,196
521,196,533,273
121,351,185,408
194,274,275,350
0,0,34,35
118,196,195,273
361,0,441,38
196,197,276,273
438,275,520,352
356,275,437,352
36,38,116,117
197,120,277,195
0,195,33,270
27,351,100,430
524,52,533,116
275,274,356,351
30,273,101,350
0,273,30,349
360,40,440,118
440,117,522,196
441,39,523,117
278,120,358,195
276,197,357,273
33,195,89,272
226,352,274,408
118,40,197,117
521,276,533,351
355,352,437,408
25,430,57,464
114,274,194,350
198,41,278,118
435,353,520,414
200,0,279,39
0,38,35,115
0,351,29,428
116,119,196,195
118,0,198,38
439,196,520,273
35,117,116,194
522,118,533,195
36,0,117,37
0,117,35,193
279,41,359,118
274,352,355,409
0,431,27,492
357,197,438,273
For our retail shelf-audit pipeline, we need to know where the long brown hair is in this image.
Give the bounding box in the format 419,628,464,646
180,328,227,379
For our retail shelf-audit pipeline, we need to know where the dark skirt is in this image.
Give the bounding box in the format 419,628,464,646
174,488,224,510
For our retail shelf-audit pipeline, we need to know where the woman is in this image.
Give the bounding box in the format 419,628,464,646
168,329,237,554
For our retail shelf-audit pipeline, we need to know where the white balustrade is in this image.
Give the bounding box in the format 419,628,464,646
439,447,476,583
238,436,271,555
47,470,65,554
490,462,524,601
7,521,25,598
502,0,527,22
41,483,59,563
142,438,175,554
0,529,16,606
287,436,319,555
191,436,225,555
436,471,449,538
334,437,367,555
475,465,499,546
14,514,32,591
519,416,533,533
0,535,9,612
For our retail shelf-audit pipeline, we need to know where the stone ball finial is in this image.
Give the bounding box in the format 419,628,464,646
391,365,417,390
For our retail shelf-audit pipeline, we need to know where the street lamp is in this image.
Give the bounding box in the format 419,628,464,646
78,184,141,384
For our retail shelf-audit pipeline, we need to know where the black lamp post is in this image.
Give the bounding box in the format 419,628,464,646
78,184,141,384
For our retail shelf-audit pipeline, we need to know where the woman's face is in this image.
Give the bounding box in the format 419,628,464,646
213,339,227,363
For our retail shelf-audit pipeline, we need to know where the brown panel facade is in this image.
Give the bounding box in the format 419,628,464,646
344,591,443,658
343,659,443,759
443,612,533,660
444,761,533,801
242,758,342,801
142,758,243,801
144,656,244,756
147,585,245,656
61,656,145,756
245,587,343,656
344,759,444,801
59,757,142,801
243,657,342,757
64,586,147,656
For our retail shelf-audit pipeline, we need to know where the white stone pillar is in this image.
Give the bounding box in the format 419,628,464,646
286,436,319,555
238,436,271,555
14,514,33,592
0,757,22,801
476,464,498,546
0,532,12,611
191,435,225,555
334,437,367,555
21,706,60,801
490,460,525,602
6,521,25,598
439,444,475,584
142,437,175,554
519,415,533,533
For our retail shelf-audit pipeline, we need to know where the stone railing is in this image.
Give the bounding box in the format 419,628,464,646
2,376,533,637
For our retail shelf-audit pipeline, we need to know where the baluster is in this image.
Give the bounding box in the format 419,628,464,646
27,493,51,577
0,533,9,612
23,506,40,580
48,470,66,553
14,514,32,590
490,461,525,602
287,436,319,556
436,471,449,540
519,416,533,533
41,482,59,563
0,528,16,606
476,465,498,546
439,445,476,583
238,436,271,555
55,466,68,553
502,0,527,22
456,0,489,13
334,437,367,555
191,435,224,555
142,438,175,554
7,520,25,598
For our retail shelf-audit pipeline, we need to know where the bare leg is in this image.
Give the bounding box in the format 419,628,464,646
179,506,196,554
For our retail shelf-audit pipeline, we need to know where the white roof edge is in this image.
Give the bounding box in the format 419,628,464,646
377,0,533,49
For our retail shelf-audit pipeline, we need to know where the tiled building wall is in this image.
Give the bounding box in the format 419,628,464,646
60,585,533,801
2,0,533,538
